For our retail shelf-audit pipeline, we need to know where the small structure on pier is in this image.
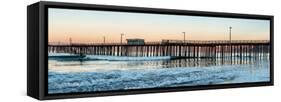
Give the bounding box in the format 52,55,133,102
126,38,145,45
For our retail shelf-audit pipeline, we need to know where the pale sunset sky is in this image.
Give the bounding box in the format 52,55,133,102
48,8,270,43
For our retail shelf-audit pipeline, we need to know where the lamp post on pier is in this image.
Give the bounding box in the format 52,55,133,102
229,26,232,42
229,26,232,62
121,33,124,44
182,32,186,43
69,37,72,45
103,36,106,44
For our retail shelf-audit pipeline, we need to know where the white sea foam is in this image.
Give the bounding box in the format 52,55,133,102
48,53,75,56
48,62,270,94
85,55,171,61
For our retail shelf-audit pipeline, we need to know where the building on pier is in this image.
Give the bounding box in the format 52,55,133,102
126,38,145,45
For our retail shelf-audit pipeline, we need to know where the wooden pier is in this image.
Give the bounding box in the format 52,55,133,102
48,40,270,59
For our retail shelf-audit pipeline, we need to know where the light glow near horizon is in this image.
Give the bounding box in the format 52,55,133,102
48,8,270,43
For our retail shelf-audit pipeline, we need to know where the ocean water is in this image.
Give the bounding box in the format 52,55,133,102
48,54,270,94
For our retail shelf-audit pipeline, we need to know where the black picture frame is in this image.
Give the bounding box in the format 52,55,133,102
27,1,274,100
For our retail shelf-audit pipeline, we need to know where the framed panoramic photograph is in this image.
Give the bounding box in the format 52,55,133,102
27,1,274,100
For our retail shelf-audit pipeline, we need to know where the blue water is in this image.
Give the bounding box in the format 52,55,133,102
48,55,270,94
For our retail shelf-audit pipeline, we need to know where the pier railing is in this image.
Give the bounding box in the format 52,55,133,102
49,40,270,46
160,40,269,44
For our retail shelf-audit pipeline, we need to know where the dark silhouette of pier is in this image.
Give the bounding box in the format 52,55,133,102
48,40,270,60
